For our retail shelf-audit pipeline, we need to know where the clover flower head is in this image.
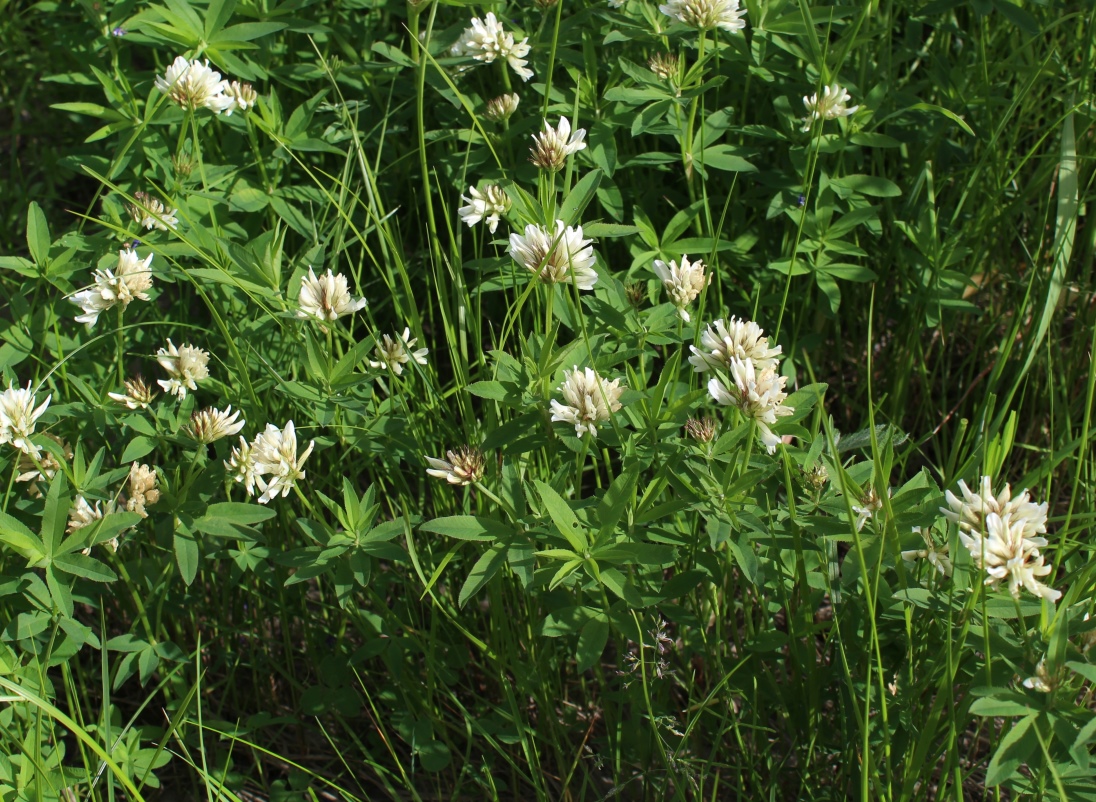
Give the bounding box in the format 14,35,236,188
156,339,210,398
901,527,953,577
223,81,258,114
426,446,486,486
296,266,367,322
186,405,246,444
16,433,69,498
459,185,512,235
689,317,783,374
70,247,154,327
369,328,429,376
109,376,158,410
659,0,747,32
225,436,259,496
653,254,709,322
127,191,178,231
529,116,586,172
251,420,314,504
550,366,625,437
452,13,533,81
154,56,235,113
707,358,793,454
509,220,597,290
126,462,160,518
485,93,520,122
0,382,51,458
801,83,859,132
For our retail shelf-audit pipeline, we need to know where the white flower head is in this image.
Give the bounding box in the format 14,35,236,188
223,81,258,114
225,436,259,496
653,254,710,321
108,376,158,410
296,266,367,322
154,56,235,113
156,339,210,398
901,527,953,577
689,317,783,373
68,495,109,535
851,484,891,532
529,116,586,172
707,358,794,454
251,420,314,504
0,382,51,458
369,328,429,376
69,247,154,327
127,191,178,231
186,405,246,444
801,83,860,132
16,433,68,497
1022,659,1055,693
452,13,533,81
458,185,512,234
550,366,625,437
485,93,520,122
659,0,747,32
126,462,160,518
943,477,1059,602
509,220,597,290
426,446,486,486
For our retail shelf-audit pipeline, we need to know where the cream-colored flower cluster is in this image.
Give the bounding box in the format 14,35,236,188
509,220,598,290
452,13,533,82
155,56,257,114
942,476,1060,602
801,82,860,132
659,0,747,32
0,381,51,459
426,446,486,486
69,462,161,551
226,420,315,505
529,116,586,173
459,185,511,234
550,366,626,438
693,317,792,454
652,254,710,321
69,247,154,327
296,267,367,322
369,328,429,376
127,191,178,231
156,339,211,398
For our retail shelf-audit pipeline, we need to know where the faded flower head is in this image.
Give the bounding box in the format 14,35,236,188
127,191,178,231
154,56,235,113
685,416,718,444
68,495,113,536
186,405,245,444
156,339,210,398
0,382,51,458
901,527,953,577
801,83,860,132
1022,659,1056,693
689,317,783,373
944,477,1059,602
852,484,887,532
458,185,511,234
550,366,625,437
659,0,747,32
225,436,259,496
485,93,520,122
509,220,597,290
369,328,429,376
648,52,679,81
426,446,486,486
251,420,314,504
70,247,154,327
224,81,258,114
109,376,158,410
16,433,69,498
126,462,160,518
296,266,367,322
653,254,709,322
707,359,793,454
529,116,586,172
452,13,534,82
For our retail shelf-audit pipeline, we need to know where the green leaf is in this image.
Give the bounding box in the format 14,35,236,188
120,436,157,464
582,223,640,238
985,714,1037,786
46,566,74,619
558,169,602,227
0,510,46,563
534,480,588,551
26,202,50,267
53,553,117,582
596,464,640,542
458,542,508,607
41,471,70,557
969,694,1040,717
576,616,609,672
829,174,902,198
699,145,757,173
175,527,200,586
419,516,512,541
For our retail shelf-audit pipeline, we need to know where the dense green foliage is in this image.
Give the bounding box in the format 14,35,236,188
1,0,1095,799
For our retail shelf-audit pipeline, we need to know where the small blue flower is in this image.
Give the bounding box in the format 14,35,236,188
797,194,806,207
111,27,127,37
